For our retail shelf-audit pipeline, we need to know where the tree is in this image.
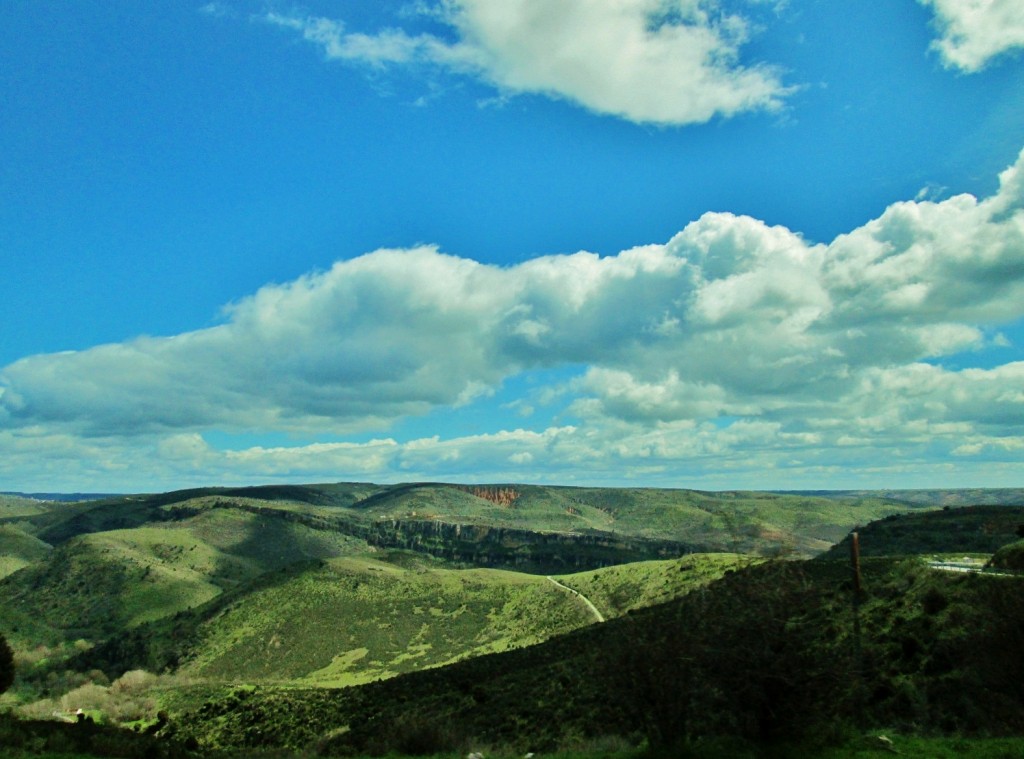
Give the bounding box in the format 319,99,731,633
0,633,14,696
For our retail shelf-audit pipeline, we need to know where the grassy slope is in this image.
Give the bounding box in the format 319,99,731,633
166,555,1024,756
179,557,588,686
0,524,52,579
553,552,754,618
0,495,53,520
0,505,371,646
73,551,742,690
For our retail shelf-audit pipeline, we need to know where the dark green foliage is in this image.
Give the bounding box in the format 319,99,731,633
0,632,14,695
0,712,189,758
819,505,1024,559
989,538,1024,570
608,561,855,748
166,558,1024,756
859,564,1024,735
363,711,469,756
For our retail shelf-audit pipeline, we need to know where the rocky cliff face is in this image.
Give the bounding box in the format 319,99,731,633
354,518,695,573
161,500,697,572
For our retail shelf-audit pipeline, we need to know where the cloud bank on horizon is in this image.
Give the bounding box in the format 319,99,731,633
1,0,1023,492
3,149,1023,490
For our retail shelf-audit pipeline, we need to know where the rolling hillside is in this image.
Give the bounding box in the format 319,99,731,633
1,482,956,651
0,505,371,646
6,482,968,565
818,504,1024,560
66,550,746,691
2,484,1022,747
0,524,51,579
164,552,1024,756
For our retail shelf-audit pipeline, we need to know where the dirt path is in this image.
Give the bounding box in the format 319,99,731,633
546,576,605,623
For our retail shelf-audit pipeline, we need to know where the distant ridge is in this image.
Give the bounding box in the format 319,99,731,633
1,491,121,502
773,488,1024,506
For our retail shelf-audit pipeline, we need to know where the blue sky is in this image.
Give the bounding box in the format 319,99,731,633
2,0,1023,493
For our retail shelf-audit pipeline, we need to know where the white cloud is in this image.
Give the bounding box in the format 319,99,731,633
2,148,1024,489
262,0,789,125
920,0,1024,71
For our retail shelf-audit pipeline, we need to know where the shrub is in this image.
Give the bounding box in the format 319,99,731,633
110,669,159,695
988,539,1024,571
60,682,111,714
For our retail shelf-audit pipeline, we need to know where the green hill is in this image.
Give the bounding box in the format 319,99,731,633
66,551,744,692
0,494,54,520
990,539,1024,570
2,493,1024,757
12,482,962,570
818,504,1024,560
0,525,51,579
164,554,1024,756
0,504,370,646
552,551,752,617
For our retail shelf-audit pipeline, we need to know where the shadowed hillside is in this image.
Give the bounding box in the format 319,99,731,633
818,504,1024,560
163,553,1024,756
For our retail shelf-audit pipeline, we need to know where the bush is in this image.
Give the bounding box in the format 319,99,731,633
988,539,1024,571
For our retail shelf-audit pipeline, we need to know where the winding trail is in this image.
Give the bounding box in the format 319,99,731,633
546,576,605,623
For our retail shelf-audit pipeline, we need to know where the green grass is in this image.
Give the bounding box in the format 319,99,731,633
179,556,600,686
0,735,1023,759
813,734,1024,758
553,552,754,617
0,524,52,579
0,505,373,646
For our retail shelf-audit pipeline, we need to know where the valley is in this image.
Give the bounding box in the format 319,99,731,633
0,484,1022,757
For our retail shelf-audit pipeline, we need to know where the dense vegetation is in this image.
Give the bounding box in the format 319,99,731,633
154,556,1024,756
0,484,1022,757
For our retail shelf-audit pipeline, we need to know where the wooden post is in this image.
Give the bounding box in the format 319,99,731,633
850,531,864,726
851,531,863,596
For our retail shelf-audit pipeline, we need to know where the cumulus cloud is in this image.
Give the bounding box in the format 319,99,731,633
261,0,789,125
920,0,1024,72
2,148,1024,489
